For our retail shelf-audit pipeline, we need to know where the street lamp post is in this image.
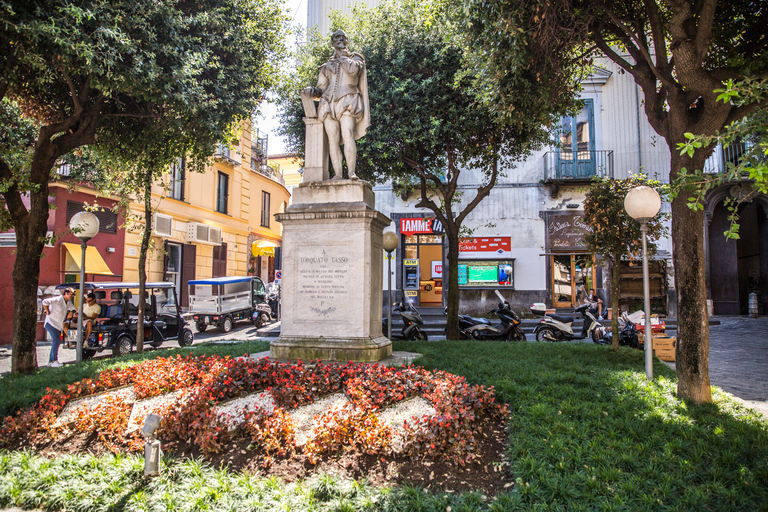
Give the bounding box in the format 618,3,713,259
624,186,662,380
382,231,399,340
69,211,100,364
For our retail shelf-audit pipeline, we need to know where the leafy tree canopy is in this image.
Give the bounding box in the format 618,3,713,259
277,0,568,339
0,0,287,372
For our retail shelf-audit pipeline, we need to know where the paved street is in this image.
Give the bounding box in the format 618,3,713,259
0,316,766,417
0,321,280,375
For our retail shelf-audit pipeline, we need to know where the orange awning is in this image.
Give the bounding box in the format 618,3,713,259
62,243,114,275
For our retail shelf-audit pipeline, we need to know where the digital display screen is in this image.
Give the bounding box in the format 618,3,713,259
458,260,514,288
467,265,498,282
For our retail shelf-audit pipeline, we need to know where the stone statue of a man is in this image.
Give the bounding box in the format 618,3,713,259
301,29,370,180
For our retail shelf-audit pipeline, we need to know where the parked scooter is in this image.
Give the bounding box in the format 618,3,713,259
462,290,526,341
383,295,428,341
266,282,280,319
443,307,493,339
593,312,641,348
251,302,274,328
531,302,606,343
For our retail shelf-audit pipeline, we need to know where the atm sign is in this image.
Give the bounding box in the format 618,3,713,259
404,259,418,266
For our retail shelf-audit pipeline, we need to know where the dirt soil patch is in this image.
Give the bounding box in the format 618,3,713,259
34,416,512,495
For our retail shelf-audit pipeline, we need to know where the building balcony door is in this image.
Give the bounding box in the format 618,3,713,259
552,253,595,308
555,100,596,179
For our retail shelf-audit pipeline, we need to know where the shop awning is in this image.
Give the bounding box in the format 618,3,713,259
62,243,114,275
251,240,278,258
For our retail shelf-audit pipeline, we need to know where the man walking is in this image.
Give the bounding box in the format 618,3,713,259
42,287,76,367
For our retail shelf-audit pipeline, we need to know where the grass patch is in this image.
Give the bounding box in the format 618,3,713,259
0,339,270,417
1,339,767,511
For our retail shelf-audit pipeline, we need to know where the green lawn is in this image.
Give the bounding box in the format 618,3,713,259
1,339,767,511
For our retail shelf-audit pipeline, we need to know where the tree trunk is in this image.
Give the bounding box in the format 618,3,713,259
136,170,153,353
445,230,461,340
11,216,47,373
9,155,54,373
669,152,712,404
611,252,621,350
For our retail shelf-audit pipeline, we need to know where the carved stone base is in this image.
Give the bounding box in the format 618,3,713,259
270,335,392,362
271,180,392,362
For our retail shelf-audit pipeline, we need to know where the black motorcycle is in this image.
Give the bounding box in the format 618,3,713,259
383,296,428,341
462,291,526,341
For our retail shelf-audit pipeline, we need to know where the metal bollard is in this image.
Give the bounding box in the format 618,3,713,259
749,292,759,318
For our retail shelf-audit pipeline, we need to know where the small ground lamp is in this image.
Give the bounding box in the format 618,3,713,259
382,231,399,340
624,185,662,380
141,413,163,476
69,211,100,364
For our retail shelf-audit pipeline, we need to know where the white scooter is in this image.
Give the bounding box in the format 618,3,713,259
530,302,607,343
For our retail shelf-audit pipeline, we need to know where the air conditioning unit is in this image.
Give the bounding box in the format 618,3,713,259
186,222,222,245
153,213,173,237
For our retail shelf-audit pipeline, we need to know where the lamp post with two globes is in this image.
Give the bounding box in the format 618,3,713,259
69,211,100,364
382,231,399,340
624,186,661,380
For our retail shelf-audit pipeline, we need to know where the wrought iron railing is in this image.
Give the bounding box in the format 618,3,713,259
542,150,614,181
703,142,749,174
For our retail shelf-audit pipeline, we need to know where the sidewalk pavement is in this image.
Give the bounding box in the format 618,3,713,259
0,321,281,376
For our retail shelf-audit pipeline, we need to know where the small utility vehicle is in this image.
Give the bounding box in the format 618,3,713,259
56,282,193,359
188,276,267,333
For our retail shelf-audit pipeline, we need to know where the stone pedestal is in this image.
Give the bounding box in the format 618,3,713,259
271,180,392,362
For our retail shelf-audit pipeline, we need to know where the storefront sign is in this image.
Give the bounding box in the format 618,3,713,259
547,212,592,250
458,237,511,257
431,260,443,278
399,217,444,236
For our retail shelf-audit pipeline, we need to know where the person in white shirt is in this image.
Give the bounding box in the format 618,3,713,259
80,292,101,342
42,288,76,367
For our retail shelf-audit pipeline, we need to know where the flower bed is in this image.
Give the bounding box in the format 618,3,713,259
0,354,507,466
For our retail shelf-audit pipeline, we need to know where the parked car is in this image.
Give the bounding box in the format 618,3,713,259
56,282,193,359
188,276,267,333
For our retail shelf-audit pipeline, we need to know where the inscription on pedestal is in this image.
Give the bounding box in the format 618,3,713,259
298,249,351,321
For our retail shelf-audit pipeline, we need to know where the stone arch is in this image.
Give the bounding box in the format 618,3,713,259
704,182,768,315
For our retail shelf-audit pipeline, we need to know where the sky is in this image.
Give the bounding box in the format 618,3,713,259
256,0,307,155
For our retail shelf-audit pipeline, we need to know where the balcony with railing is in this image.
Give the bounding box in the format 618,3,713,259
214,143,242,167
252,131,268,160
703,142,750,174
542,149,614,182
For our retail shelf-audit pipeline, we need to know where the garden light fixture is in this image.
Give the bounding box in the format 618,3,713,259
69,211,100,364
624,186,661,380
383,231,399,341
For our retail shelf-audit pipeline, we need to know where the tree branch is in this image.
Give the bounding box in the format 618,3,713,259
693,0,717,67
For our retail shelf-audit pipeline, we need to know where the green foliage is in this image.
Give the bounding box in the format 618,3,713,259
1,339,768,510
0,0,286,370
277,0,564,339
583,176,669,264
674,78,768,239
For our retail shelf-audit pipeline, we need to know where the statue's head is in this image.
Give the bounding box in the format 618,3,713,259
331,29,348,50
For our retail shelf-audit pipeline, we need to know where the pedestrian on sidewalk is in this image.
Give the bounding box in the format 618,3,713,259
42,288,76,367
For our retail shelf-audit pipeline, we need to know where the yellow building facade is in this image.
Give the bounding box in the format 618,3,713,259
269,152,303,202
122,123,290,306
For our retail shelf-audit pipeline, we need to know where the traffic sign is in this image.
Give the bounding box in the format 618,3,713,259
275,270,282,280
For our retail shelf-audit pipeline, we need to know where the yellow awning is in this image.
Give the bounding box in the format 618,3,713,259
251,240,277,258
62,243,114,275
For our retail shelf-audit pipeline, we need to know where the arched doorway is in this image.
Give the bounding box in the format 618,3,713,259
706,185,768,315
